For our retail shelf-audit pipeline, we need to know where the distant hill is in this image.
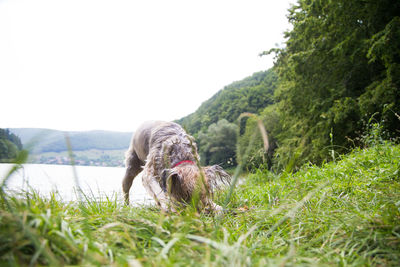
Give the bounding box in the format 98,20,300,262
176,69,278,136
10,128,132,154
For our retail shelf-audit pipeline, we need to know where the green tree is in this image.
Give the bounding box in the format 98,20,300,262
0,139,19,162
265,0,400,168
237,106,282,171
197,119,238,168
0,129,22,162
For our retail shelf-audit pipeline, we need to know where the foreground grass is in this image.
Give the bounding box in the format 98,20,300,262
1,143,399,266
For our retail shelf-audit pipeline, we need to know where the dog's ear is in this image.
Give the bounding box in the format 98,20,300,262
161,169,181,193
203,165,231,192
161,169,172,192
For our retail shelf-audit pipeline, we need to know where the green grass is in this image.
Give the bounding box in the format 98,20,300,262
1,143,399,266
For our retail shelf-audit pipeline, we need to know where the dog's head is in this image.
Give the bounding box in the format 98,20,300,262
161,164,231,207
161,135,199,167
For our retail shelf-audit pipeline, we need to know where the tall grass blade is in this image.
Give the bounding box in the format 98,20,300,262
238,112,269,151
0,149,28,191
224,113,269,207
160,237,180,259
64,132,83,202
265,180,330,237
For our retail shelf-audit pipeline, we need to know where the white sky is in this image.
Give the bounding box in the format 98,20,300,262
0,0,294,132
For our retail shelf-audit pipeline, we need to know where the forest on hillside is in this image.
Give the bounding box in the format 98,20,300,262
178,0,400,171
0,129,22,163
176,69,277,168
177,70,277,135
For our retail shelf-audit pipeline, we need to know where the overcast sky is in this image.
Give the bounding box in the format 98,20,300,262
1,0,294,132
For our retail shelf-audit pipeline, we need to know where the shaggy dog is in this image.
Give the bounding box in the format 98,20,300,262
122,121,231,212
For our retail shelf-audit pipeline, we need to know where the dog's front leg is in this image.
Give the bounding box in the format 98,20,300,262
203,198,224,214
207,202,223,214
142,169,175,212
123,150,143,205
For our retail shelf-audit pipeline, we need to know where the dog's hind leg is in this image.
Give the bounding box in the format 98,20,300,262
123,150,143,205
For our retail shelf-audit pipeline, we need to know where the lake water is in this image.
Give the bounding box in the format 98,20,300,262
0,163,154,205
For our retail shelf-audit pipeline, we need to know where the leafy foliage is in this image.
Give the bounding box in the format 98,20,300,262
0,129,22,162
255,0,400,169
237,105,282,171
176,70,278,168
197,119,238,168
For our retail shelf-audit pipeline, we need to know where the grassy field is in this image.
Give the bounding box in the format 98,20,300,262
1,142,399,266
